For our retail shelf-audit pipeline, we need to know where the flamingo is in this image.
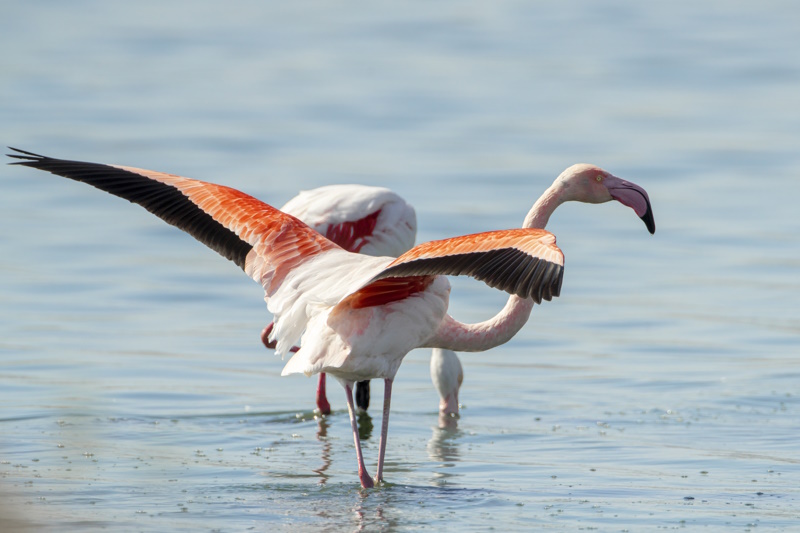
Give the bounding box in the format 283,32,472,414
8,148,654,488
264,184,419,414
430,348,463,417
277,186,469,417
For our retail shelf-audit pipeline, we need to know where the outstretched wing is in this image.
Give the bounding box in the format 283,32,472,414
343,228,564,308
7,148,338,294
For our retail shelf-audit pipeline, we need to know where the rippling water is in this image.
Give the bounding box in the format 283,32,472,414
1,1,799,530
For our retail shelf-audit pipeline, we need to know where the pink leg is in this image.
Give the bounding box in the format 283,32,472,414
316,373,331,415
344,382,374,488
374,378,393,484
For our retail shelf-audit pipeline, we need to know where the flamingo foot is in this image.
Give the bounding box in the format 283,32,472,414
260,323,277,349
359,468,375,489
261,323,300,352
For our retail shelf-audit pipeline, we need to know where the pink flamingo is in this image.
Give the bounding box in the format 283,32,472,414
276,186,469,417
263,184,418,414
8,148,654,488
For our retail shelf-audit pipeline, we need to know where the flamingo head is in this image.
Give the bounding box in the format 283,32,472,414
556,164,656,234
430,348,464,416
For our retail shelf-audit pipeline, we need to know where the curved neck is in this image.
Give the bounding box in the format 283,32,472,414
424,296,534,351
523,182,565,229
426,181,566,352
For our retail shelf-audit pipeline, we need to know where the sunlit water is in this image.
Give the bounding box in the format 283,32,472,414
1,1,799,531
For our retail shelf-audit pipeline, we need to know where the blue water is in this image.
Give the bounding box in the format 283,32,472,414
1,1,799,530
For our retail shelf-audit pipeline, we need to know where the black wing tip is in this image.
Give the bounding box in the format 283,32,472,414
555,265,564,296
7,147,47,165
528,262,564,304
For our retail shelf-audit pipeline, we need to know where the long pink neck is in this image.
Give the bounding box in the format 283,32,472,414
425,182,566,352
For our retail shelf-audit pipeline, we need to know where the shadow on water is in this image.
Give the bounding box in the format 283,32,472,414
357,411,373,441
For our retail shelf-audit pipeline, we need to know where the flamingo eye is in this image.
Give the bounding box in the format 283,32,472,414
596,175,603,182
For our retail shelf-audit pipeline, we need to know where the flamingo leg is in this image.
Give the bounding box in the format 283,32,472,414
374,377,393,484
344,382,374,489
355,379,370,411
316,373,331,415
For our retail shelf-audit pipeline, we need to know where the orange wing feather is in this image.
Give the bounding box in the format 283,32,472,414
347,228,564,307
388,228,563,267
112,164,338,293
8,149,338,295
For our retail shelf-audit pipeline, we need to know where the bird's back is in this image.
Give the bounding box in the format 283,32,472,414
280,184,416,258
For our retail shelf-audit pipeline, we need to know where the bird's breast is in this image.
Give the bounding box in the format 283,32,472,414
297,276,451,382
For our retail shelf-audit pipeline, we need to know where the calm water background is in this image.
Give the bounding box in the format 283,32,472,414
1,1,798,531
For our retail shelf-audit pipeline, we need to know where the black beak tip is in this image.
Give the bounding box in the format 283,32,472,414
641,207,656,235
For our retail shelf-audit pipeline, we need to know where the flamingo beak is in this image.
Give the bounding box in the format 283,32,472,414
606,178,656,234
640,203,656,235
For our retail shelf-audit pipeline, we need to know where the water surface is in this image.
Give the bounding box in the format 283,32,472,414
1,1,798,531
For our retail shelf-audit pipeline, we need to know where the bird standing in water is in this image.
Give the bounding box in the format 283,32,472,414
9,148,654,488
262,184,418,414
275,186,470,419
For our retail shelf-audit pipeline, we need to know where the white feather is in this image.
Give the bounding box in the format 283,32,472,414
280,184,416,258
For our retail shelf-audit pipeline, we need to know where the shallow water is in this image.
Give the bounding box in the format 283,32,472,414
1,1,799,531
